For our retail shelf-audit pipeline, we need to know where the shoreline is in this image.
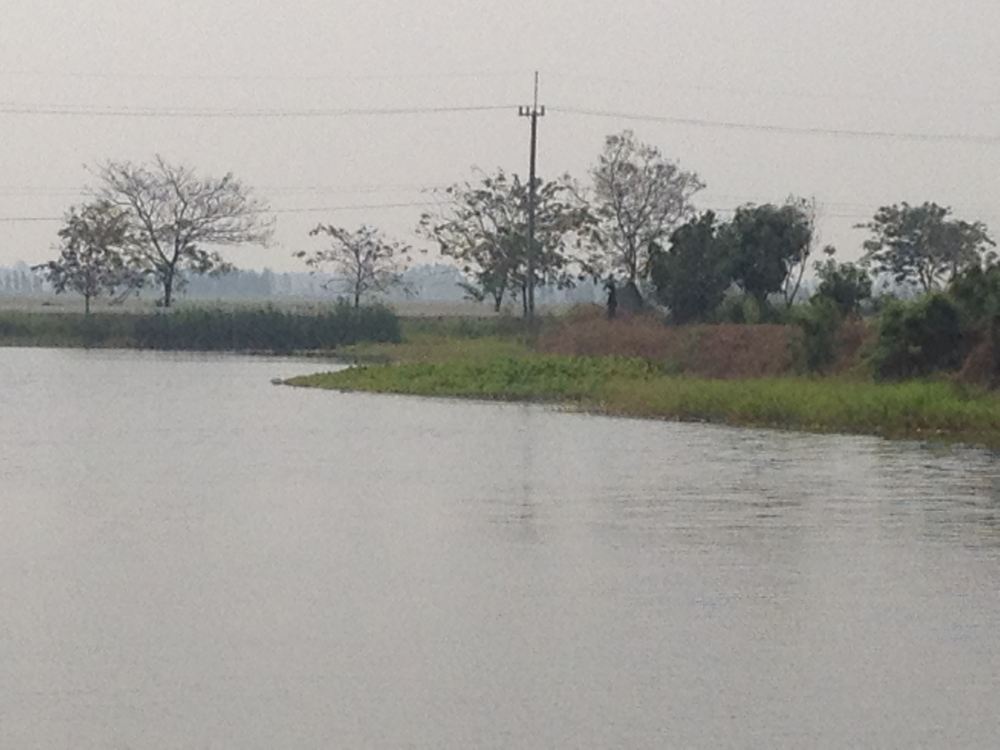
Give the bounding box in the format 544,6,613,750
284,356,1000,450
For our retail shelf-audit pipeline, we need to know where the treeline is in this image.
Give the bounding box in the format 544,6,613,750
637,200,999,383
24,138,1000,387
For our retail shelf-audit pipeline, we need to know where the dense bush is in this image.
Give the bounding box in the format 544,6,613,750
948,266,1000,386
949,265,1000,325
871,294,965,379
714,294,769,324
794,297,843,373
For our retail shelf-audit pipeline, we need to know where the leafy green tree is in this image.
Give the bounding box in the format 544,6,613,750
590,130,704,284
296,224,412,308
812,252,873,316
948,264,1000,383
858,202,995,292
34,201,144,314
720,201,813,310
93,156,273,307
649,211,732,323
949,264,1000,323
418,169,593,317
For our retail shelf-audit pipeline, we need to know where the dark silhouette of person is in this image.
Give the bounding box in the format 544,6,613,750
605,277,618,319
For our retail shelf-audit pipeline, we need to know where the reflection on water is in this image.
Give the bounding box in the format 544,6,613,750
2,348,999,748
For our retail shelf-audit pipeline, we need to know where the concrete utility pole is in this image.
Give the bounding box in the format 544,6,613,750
518,71,545,321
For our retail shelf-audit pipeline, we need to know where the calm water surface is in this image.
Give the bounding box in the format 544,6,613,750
2,348,1000,748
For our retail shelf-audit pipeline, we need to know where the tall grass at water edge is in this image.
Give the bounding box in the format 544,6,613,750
0,303,400,351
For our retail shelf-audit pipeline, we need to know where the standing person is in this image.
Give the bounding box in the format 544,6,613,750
605,276,618,320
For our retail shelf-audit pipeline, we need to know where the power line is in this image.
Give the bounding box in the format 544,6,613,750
7,203,1000,225
0,103,517,119
262,183,442,194
0,68,529,83
543,70,1000,109
0,199,444,223
4,96,993,144
549,105,1000,144
273,201,440,214
0,183,445,197
5,64,995,111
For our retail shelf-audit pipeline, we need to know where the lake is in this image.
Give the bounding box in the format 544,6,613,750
2,348,999,748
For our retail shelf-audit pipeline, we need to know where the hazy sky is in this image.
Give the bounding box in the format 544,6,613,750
3,0,1000,272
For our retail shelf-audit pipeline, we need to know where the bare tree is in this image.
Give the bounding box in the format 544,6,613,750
590,130,704,284
34,200,144,314
92,156,273,307
296,224,412,308
781,196,819,308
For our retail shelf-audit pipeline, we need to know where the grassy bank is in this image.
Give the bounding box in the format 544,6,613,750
286,355,1000,447
0,304,400,352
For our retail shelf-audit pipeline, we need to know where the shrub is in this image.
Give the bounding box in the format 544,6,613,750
871,294,965,379
712,293,792,324
794,297,842,373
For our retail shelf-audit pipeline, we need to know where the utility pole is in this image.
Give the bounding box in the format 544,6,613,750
518,71,545,321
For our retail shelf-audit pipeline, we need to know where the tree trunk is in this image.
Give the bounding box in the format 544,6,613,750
991,312,1000,388
354,289,361,309
84,293,91,316
626,242,639,285
492,282,506,312
163,269,175,308
754,291,769,321
785,260,807,308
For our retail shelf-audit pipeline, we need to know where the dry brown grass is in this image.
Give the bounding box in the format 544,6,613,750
537,306,804,378
956,330,1000,387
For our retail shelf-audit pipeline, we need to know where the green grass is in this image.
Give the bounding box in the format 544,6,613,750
286,355,1000,447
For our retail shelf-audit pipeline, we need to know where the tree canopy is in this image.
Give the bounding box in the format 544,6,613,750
590,130,704,284
92,156,273,306
296,224,412,308
34,201,144,314
418,169,594,316
859,202,995,292
649,211,732,323
812,252,872,316
720,201,814,307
